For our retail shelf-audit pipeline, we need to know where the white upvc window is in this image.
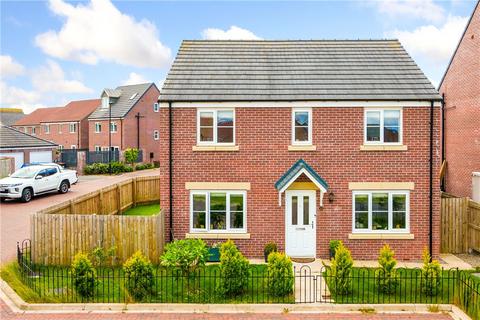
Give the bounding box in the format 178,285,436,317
58,124,62,134
101,146,109,151
95,122,102,133
69,123,77,133
110,121,118,133
190,191,246,233
197,109,235,145
292,108,312,145
31,127,36,135
153,130,159,140
352,191,409,233
94,146,101,152
58,145,64,151
44,124,50,134
101,96,109,109
71,145,77,149
364,109,402,144
153,103,159,112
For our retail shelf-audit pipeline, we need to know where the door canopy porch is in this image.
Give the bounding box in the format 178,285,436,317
274,159,329,206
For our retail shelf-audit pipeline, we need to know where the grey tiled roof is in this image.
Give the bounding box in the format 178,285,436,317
89,83,155,119
160,40,441,102
0,125,57,149
0,111,25,126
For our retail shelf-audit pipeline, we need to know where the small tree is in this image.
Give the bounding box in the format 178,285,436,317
124,148,139,169
329,243,353,295
375,244,399,294
161,239,209,277
90,246,116,267
71,253,97,299
217,240,250,296
421,248,442,296
123,251,154,301
267,252,294,297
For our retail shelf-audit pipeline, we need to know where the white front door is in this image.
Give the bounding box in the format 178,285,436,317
285,190,316,258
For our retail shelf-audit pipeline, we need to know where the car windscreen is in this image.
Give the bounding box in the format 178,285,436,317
10,167,39,179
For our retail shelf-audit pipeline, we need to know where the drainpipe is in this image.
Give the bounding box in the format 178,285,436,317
168,101,174,242
429,100,434,261
441,94,446,191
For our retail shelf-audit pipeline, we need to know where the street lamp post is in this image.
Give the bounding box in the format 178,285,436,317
108,99,112,175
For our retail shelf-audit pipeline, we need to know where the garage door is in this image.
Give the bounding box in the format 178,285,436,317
29,151,53,164
0,152,24,170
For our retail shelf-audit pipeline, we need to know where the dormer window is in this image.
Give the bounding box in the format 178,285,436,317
101,96,109,109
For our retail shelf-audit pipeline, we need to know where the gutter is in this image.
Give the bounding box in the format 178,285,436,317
441,94,446,192
168,101,174,242
429,100,434,260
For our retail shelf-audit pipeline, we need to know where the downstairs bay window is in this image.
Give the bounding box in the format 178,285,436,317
352,191,409,233
190,191,246,233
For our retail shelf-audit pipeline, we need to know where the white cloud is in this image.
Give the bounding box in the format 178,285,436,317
0,55,25,78
389,15,468,62
123,72,148,85
31,60,93,93
376,0,445,23
35,0,171,68
202,26,262,40
0,81,43,114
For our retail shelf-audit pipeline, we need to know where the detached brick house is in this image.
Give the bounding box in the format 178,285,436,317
158,40,442,260
439,1,480,199
12,99,100,150
88,83,161,162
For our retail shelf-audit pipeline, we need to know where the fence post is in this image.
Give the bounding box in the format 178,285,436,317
117,184,122,215
69,200,75,214
132,178,137,207
98,190,104,215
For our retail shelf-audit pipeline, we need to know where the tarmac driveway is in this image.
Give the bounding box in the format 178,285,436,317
0,169,159,265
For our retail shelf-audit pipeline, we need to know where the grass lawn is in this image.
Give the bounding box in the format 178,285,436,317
2,263,294,304
324,267,458,304
122,203,160,216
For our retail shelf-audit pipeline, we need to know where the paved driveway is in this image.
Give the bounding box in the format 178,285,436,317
0,169,159,265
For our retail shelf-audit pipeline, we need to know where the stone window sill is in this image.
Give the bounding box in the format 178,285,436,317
185,233,250,240
348,233,414,240
288,145,317,151
360,145,408,151
192,145,239,152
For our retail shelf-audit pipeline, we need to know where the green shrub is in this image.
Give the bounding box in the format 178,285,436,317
123,251,154,301
267,252,294,297
110,161,132,174
329,240,342,258
84,162,132,175
161,239,208,277
124,148,139,168
135,163,155,171
71,253,97,298
329,243,353,295
90,246,116,267
264,242,278,260
218,240,249,296
421,248,442,296
375,244,399,294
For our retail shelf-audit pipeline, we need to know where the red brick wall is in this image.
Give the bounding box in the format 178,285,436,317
29,123,81,149
440,3,480,198
159,106,441,260
123,85,161,162
88,119,123,150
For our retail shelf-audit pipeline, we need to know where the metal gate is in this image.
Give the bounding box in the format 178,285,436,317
86,150,119,164
60,149,78,167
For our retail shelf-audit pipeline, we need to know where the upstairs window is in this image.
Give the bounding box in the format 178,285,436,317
101,96,109,109
292,109,312,145
69,123,77,133
31,127,36,135
44,124,50,134
365,109,402,144
153,103,159,112
110,122,117,133
95,122,102,133
197,109,234,145
153,130,159,140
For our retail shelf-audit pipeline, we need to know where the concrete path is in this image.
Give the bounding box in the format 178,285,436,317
0,169,159,265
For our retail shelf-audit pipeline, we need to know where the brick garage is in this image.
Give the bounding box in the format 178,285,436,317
439,1,480,198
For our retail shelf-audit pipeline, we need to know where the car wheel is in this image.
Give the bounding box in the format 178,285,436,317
0,198,6,202
21,188,33,203
59,181,69,194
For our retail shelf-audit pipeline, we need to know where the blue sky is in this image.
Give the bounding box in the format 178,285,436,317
0,0,477,113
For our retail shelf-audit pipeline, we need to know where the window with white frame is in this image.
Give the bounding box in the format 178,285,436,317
58,124,62,134
153,103,159,112
95,122,101,133
352,191,409,233
69,123,77,133
101,96,109,109
197,109,234,145
190,191,246,232
94,146,101,152
292,109,312,144
153,130,159,140
44,124,50,134
58,145,64,151
71,145,77,149
101,146,109,151
110,122,117,133
364,109,402,144
31,127,36,135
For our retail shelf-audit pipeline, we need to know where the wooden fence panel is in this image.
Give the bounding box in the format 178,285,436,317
31,211,164,265
441,195,480,254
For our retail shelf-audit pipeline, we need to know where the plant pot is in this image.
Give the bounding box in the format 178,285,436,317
208,247,220,262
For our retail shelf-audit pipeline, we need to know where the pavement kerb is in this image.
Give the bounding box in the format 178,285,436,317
0,279,472,318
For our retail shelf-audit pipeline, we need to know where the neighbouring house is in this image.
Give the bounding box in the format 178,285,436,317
439,1,480,200
12,100,100,150
158,40,442,260
0,108,25,126
0,125,58,170
87,83,161,162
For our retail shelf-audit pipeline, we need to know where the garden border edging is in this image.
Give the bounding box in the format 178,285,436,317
0,280,470,318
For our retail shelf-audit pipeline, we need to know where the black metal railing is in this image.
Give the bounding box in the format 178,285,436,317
16,240,480,317
86,150,120,165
